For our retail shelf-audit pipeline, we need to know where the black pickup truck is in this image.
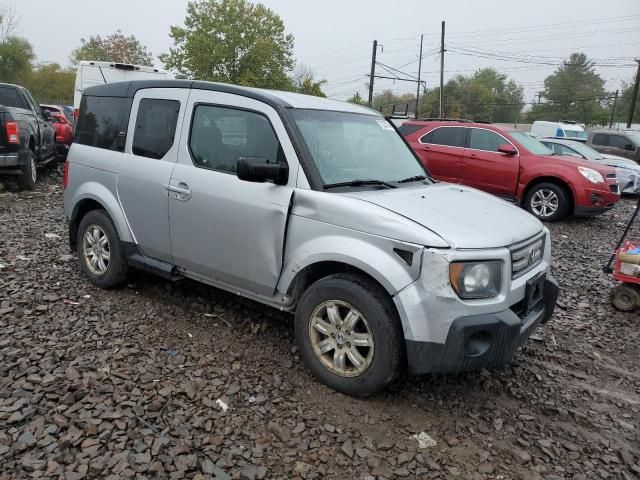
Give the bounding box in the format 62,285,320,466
0,83,57,190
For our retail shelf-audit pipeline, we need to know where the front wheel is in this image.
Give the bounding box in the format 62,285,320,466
295,274,404,396
524,182,570,222
610,284,640,312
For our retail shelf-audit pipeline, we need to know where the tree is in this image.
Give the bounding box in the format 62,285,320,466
0,2,19,42
71,30,153,66
292,64,326,97
23,63,75,104
369,90,415,114
527,53,606,125
160,0,295,90
0,36,34,84
346,92,364,105
420,68,524,122
611,74,639,125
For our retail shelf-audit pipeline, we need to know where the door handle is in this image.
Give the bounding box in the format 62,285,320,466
164,183,192,201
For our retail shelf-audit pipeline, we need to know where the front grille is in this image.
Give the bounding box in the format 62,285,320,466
510,234,545,279
610,184,620,194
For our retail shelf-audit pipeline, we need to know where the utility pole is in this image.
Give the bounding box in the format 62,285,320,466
439,21,445,117
609,89,619,129
368,40,378,108
536,92,542,105
626,59,640,128
415,34,424,119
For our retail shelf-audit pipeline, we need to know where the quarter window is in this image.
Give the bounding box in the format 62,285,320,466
75,96,132,151
132,99,180,159
421,127,466,147
189,105,281,174
468,128,505,152
398,124,424,137
592,134,608,146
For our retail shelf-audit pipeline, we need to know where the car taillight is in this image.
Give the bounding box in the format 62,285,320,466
63,161,69,189
6,121,19,144
74,108,79,122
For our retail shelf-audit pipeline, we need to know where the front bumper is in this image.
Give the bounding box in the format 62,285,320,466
574,184,619,216
406,275,559,374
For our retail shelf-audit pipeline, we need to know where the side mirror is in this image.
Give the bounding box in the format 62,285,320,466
498,143,517,155
237,156,288,185
43,110,52,121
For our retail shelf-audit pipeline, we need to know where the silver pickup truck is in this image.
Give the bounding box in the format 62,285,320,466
63,80,558,396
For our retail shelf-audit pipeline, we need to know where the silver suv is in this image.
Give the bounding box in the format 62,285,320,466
64,80,558,396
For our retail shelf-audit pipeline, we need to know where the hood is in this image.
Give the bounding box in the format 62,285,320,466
343,183,543,249
600,154,640,170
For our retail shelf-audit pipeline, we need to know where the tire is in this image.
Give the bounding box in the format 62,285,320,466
17,150,37,191
524,182,570,222
77,209,128,288
295,273,404,396
610,284,640,312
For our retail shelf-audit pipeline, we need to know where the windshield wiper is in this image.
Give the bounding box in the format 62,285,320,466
324,179,397,189
396,175,427,183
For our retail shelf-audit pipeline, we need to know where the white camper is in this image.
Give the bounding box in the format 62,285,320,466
530,120,587,141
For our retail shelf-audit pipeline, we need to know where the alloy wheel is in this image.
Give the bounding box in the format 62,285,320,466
530,189,559,218
82,224,111,275
308,300,374,377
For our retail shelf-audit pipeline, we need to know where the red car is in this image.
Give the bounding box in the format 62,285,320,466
400,120,620,221
41,104,74,158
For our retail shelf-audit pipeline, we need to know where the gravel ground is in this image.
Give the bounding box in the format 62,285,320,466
1,170,639,480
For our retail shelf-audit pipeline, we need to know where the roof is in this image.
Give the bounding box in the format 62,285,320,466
78,60,167,73
82,79,379,116
402,119,513,133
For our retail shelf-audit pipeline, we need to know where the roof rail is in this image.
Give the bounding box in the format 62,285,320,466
417,117,473,123
473,120,492,124
559,119,577,124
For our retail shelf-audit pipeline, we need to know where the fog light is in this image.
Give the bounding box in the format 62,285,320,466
464,331,492,357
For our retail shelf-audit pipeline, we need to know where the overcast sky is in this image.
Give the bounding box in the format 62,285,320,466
12,0,640,104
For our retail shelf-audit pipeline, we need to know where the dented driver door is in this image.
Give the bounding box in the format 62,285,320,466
168,90,297,297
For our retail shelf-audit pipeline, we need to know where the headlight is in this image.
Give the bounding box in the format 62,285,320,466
577,166,604,184
449,261,502,299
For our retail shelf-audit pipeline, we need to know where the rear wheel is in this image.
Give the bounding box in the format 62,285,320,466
77,210,128,288
525,182,570,222
610,284,640,312
17,150,37,191
295,274,404,396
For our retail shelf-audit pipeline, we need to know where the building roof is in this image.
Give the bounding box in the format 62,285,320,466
83,79,379,116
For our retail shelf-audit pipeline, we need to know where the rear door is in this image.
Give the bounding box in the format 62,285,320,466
22,89,56,159
606,134,635,160
116,88,190,263
412,126,466,183
462,127,519,197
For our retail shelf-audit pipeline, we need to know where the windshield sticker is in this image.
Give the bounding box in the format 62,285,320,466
377,120,394,131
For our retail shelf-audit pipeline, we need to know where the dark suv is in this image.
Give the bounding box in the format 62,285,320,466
587,129,640,164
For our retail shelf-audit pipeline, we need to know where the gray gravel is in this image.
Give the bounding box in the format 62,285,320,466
1,170,639,479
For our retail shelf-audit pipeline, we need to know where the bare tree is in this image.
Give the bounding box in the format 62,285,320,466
0,2,20,43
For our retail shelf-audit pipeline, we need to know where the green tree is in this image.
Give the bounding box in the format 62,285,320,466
527,53,606,125
0,36,34,84
292,65,326,97
160,0,295,90
346,92,364,105
370,90,414,114
71,30,153,66
419,68,524,122
611,75,639,125
23,63,75,104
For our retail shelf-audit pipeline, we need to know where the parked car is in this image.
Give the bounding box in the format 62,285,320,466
64,80,559,396
531,120,587,142
587,129,640,164
541,138,640,194
73,61,170,121
400,120,620,221
0,83,57,189
41,104,74,158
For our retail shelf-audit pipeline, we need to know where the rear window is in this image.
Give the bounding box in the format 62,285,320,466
421,126,466,147
75,96,132,151
132,99,180,159
0,87,28,109
398,124,423,137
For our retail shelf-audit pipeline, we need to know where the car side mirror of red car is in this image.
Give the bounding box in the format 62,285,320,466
498,144,517,155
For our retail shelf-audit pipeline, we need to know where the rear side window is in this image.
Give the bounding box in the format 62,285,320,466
398,124,423,137
0,87,29,109
189,105,281,174
132,99,180,159
75,96,132,151
609,135,628,148
421,127,466,147
592,134,608,146
468,128,505,152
